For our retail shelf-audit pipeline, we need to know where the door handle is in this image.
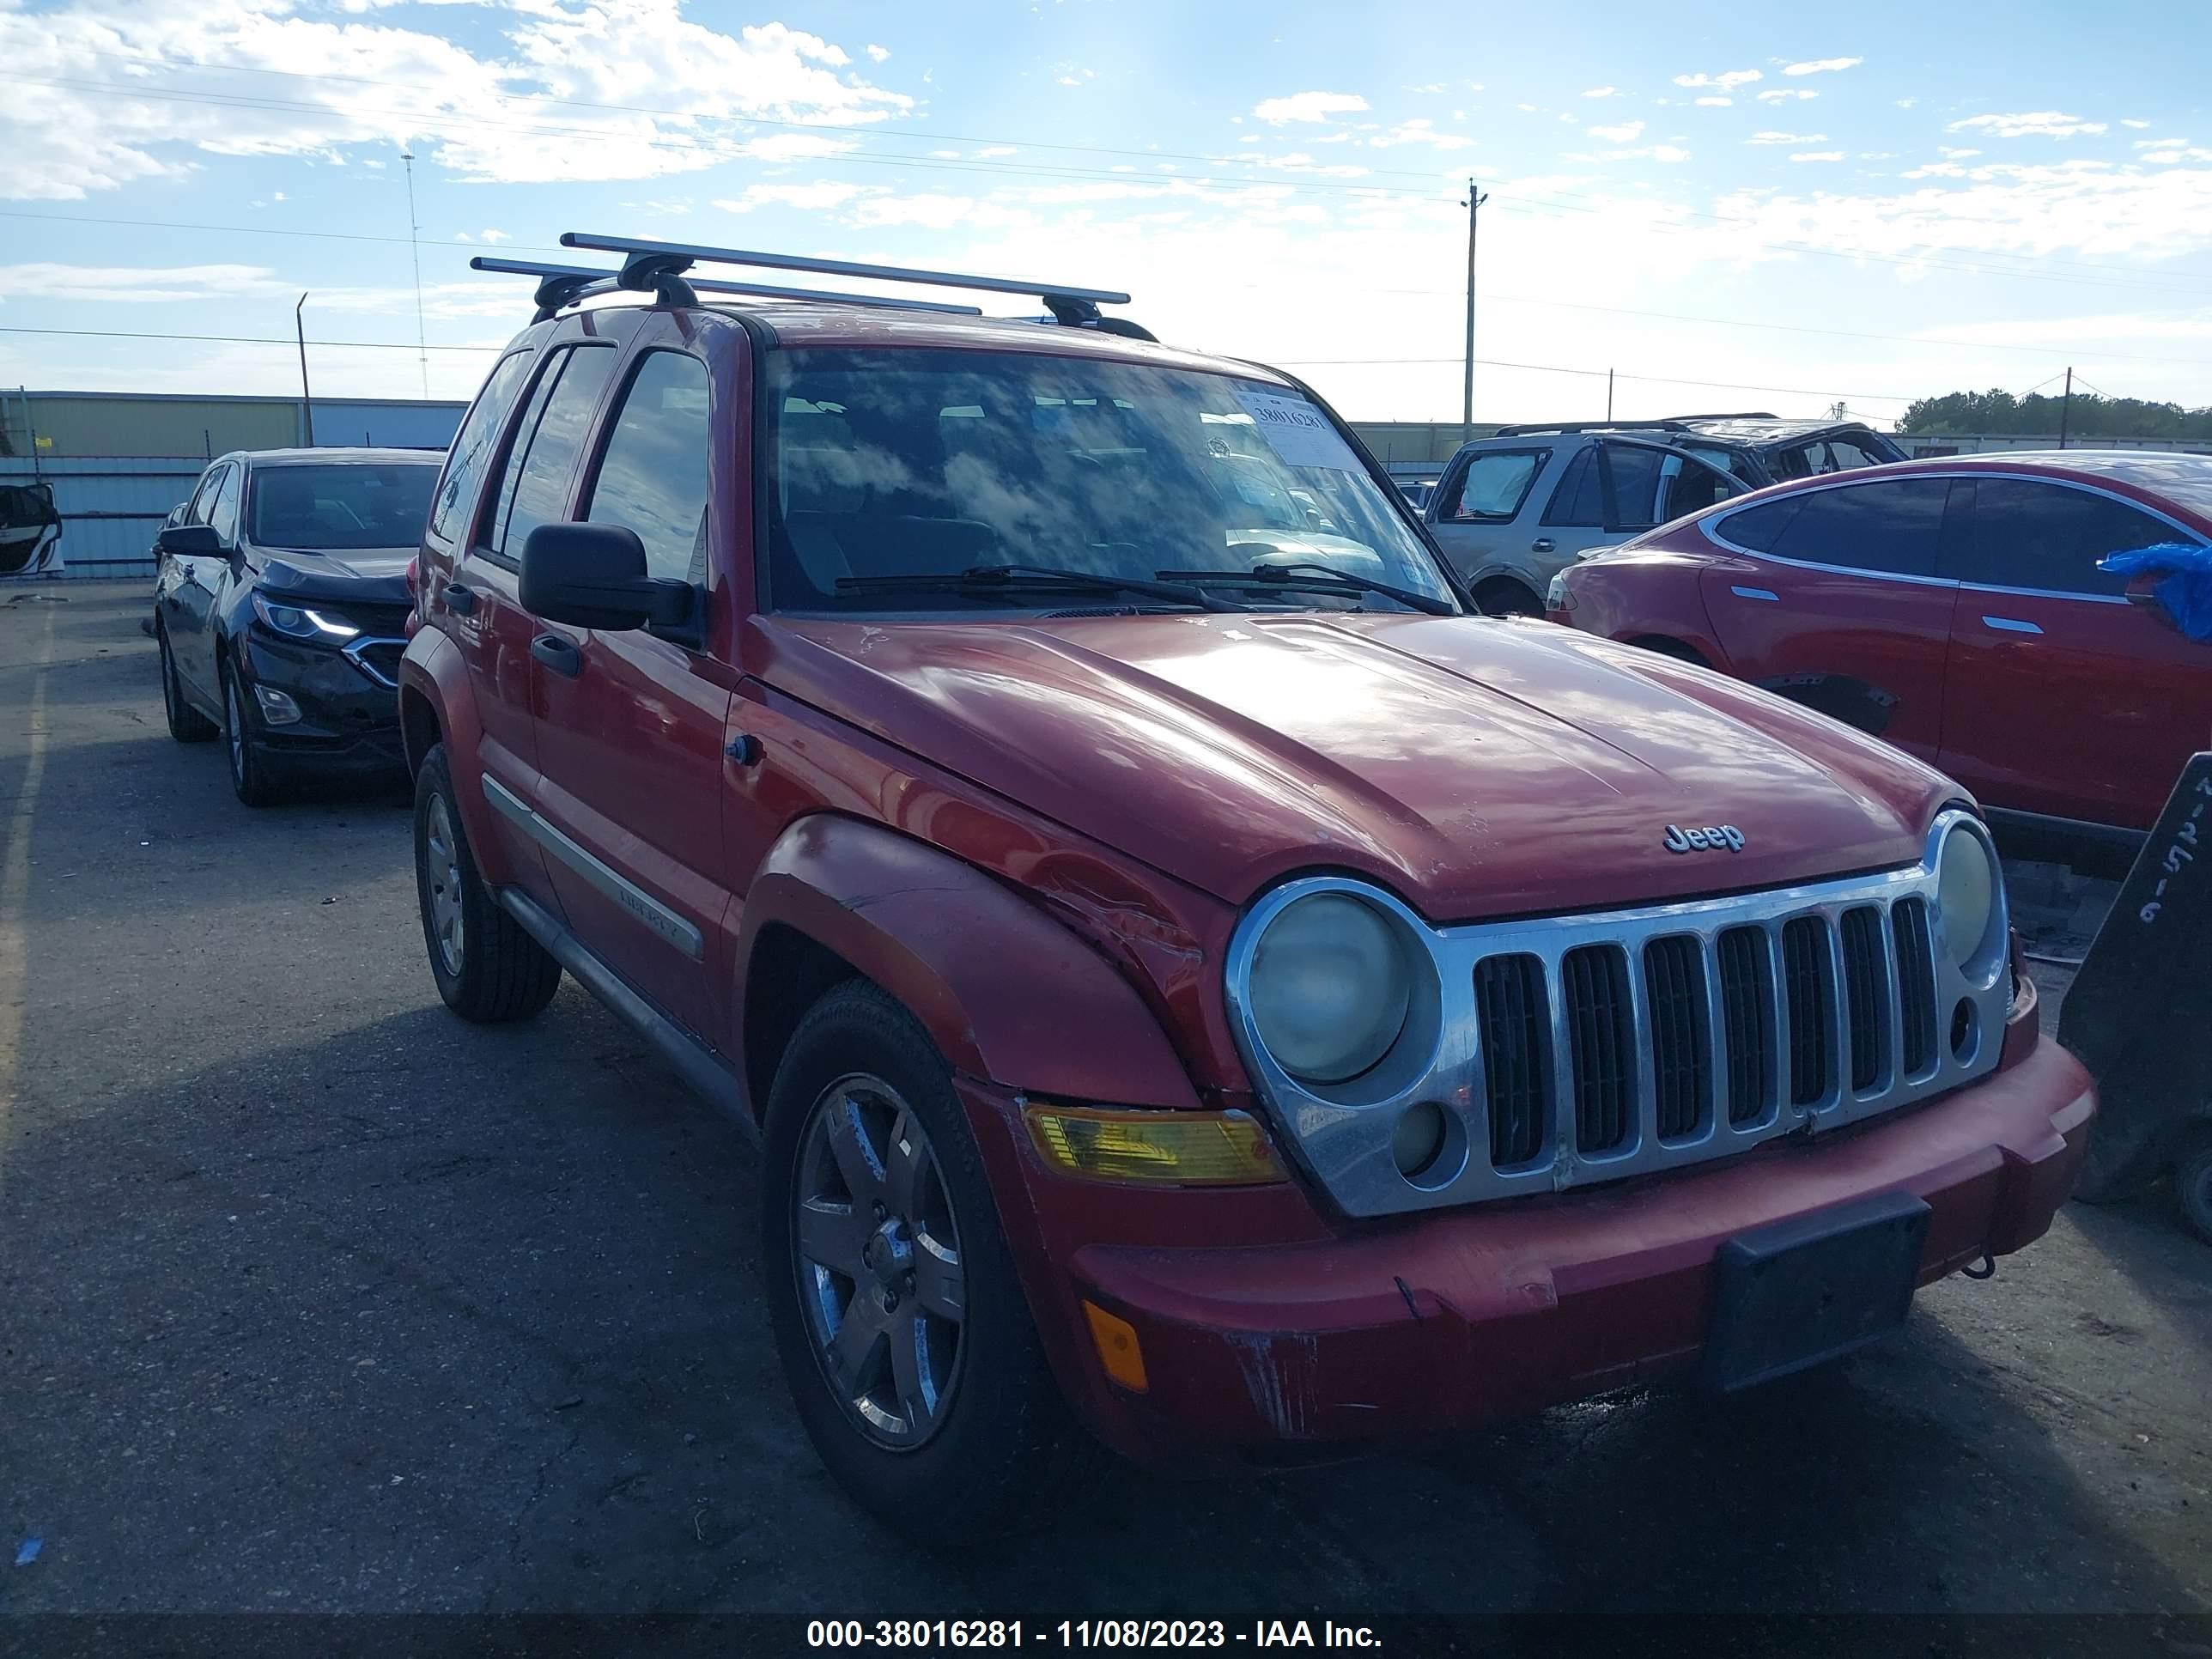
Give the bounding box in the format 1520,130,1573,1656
442,582,477,616
531,634,582,677
1530,538,1555,554
1981,616,2044,635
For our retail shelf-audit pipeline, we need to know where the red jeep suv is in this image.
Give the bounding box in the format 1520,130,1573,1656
398,236,2094,1540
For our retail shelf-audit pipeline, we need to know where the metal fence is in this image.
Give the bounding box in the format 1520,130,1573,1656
0,456,206,582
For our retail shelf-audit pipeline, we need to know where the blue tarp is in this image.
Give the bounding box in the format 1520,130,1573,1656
2099,541,2212,642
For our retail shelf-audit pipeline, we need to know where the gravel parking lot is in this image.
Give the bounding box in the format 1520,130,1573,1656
1,585,2206,1625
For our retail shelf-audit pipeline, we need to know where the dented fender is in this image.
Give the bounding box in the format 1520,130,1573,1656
736,814,1203,1113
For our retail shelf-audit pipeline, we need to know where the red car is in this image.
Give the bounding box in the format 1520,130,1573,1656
399,239,2092,1540
1551,452,2212,837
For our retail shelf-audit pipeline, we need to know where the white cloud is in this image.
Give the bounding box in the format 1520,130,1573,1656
1588,119,1645,143
973,145,1017,159
1790,151,1845,162
737,132,860,164
2122,118,2152,129
1366,119,1473,150
1581,86,1619,99
865,44,889,62
0,2,912,197
1566,143,1689,165
1515,102,1537,113
1949,111,2108,139
1757,88,1819,104
1253,90,1368,125
712,181,874,213
1674,69,1763,92
1694,96,1732,107
0,261,286,303
1782,57,1863,76
1406,82,1443,94
1747,131,1825,145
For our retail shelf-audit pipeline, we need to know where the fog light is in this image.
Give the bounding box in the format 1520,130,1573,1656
1083,1301,1148,1393
252,685,302,726
1392,1101,1446,1178
1024,1104,1285,1186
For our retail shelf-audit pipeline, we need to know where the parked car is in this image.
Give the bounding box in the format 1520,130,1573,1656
401,238,2092,1542
1421,416,1907,616
1396,477,1439,511
154,447,440,805
1550,452,2212,838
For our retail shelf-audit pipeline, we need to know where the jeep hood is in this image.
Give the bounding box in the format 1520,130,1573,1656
757,611,1957,920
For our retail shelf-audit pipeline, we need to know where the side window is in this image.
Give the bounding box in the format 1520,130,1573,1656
1714,495,1804,552
208,465,243,543
1766,478,1952,577
185,465,228,525
491,345,618,562
1955,478,2172,598
1441,450,1547,522
1826,438,1885,471
1659,454,1740,520
1542,447,1607,527
429,349,533,545
1602,445,1668,530
583,352,714,586
486,349,571,552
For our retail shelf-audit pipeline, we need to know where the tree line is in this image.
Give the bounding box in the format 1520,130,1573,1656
1899,388,2212,440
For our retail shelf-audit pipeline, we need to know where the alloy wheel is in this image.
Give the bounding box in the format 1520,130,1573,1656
791,1074,968,1449
422,790,466,978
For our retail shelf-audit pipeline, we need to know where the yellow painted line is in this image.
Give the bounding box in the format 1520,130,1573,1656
0,605,57,1194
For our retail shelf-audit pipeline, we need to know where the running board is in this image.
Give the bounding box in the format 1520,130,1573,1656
492,884,753,1139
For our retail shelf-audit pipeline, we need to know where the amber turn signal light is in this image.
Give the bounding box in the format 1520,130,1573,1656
1083,1300,1149,1393
1024,1103,1286,1186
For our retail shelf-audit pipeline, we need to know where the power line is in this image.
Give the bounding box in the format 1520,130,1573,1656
0,325,499,353
1273,356,1922,404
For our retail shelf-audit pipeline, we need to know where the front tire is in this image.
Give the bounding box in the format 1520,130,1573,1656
412,742,562,1023
761,981,1078,1542
222,660,282,807
1473,575,1544,618
2176,1132,2212,1246
158,625,217,744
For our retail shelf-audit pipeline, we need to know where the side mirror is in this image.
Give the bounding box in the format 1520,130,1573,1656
157,524,224,558
519,522,693,633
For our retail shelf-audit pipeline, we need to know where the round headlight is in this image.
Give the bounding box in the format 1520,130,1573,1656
1936,823,2001,975
1248,892,1412,1084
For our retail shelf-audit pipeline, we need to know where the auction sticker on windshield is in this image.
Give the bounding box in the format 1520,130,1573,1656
1234,389,1361,471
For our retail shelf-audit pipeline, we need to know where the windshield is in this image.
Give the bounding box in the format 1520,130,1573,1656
763,349,1455,613
247,462,439,551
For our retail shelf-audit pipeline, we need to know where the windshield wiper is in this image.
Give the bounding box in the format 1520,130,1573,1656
835,562,1244,613
1153,562,1455,617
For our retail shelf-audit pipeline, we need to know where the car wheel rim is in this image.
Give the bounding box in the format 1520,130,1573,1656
422,792,466,978
226,679,245,782
792,1074,967,1450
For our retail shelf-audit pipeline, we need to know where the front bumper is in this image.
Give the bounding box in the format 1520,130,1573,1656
237,630,406,778
969,998,2092,1464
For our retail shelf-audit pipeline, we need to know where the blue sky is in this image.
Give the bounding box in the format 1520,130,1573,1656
4,0,2210,427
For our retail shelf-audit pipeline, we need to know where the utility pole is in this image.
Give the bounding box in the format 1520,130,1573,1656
401,150,430,399
1606,368,1614,421
295,292,315,447
1461,179,1487,443
2057,366,2074,449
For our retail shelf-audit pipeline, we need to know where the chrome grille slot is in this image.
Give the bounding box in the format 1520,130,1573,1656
1717,925,1775,1126
1840,905,1891,1092
1782,916,1834,1107
1893,897,1938,1077
1474,954,1548,1168
1564,945,1635,1153
1224,812,2011,1219
1644,935,1710,1140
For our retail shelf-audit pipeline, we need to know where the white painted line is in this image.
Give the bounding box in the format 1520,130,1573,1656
0,605,57,1195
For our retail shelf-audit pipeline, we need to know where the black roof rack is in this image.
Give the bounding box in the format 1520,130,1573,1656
540,234,1153,338
470,256,990,324
1491,411,1786,439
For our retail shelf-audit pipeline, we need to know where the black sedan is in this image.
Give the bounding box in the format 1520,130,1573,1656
154,447,439,805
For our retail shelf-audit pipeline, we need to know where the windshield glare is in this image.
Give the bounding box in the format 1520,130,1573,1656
248,463,439,551
764,349,1455,613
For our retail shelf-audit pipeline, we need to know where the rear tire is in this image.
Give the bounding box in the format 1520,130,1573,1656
761,981,1082,1543
158,625,217,744
1632,635,1712,668
2176,1132,2212,1246
413,742,562,1023
222,660,283,807
1474,576,1543,618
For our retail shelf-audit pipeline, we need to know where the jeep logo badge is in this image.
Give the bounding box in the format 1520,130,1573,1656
1664,823,1746,854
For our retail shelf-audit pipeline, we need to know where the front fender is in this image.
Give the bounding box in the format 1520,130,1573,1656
737,815,1202,1115
396,628,518,887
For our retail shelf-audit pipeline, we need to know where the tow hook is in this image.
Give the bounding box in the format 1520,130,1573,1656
1961,1253,1997,1281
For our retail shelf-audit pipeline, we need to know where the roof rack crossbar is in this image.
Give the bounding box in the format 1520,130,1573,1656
559,232,1130,308
470,255,986,318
